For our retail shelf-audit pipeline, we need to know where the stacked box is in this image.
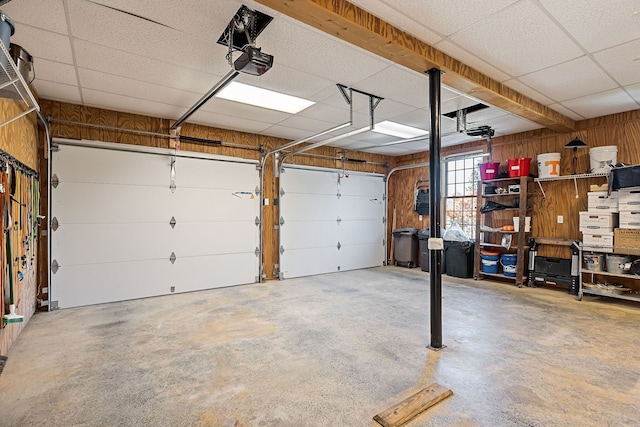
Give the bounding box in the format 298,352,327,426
617,188,640,229
581,191,619,252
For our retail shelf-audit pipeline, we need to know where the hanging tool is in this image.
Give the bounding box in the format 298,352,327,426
2,166,22,324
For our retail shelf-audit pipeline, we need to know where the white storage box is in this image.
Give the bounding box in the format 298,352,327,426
587,191,619,213
582,232,614,253
579,212,618,230
617,188,640,211
620,211,640,229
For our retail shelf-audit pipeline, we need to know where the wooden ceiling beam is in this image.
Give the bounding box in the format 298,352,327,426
255,0,575,132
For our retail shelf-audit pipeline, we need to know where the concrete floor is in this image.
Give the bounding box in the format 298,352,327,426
0,266,639,426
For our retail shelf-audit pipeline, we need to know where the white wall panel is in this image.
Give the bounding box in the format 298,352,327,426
279,166,384,279
51,142,259,308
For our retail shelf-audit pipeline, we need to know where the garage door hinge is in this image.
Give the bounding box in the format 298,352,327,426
280,217,285,226
336,192,342,199
382,194,386,201
255,216,260,226
51,217,59,231
336,216,341,224
169,216,177,229
255,247,260,257
382,217,386,224
280,188,285,197
51,260,59,274
337,242,341,250
169,252,177,264
279,245,285,255
382,239,386,246
51,174,59,188
255,185,260,195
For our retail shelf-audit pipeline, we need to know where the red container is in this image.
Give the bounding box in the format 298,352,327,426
479,162,500,180
507,158,531,177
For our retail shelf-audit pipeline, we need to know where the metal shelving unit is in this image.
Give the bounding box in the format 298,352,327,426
0,39,40,128
578,243,640,302
474,175,532,287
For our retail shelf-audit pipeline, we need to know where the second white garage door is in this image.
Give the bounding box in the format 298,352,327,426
50,140,260,309
279,166,385,279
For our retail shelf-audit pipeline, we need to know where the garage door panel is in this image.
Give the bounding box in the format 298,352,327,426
55,145,171,186
339,244,385,271
53,182,172,223
340,174,385,196
172,253,258,292
52,223,171,265
51,259,172,308
339,221,385,246
280,220,339,249
176,157,258,189
338,196,385,221
281,169,338,194
171,187,258,222
281,194,339,221
170,222,258,256
280,247,339,279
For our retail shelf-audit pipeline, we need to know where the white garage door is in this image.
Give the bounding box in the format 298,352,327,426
279,166,385,279
50,140,259,308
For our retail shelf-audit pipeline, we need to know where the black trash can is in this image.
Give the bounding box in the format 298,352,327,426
418,228,430,272
444,240,475,278
392,228,419,268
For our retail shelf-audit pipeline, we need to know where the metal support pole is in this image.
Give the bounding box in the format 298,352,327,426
427,68,443,350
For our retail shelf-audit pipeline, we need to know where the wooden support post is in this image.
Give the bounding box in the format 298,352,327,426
373,383,453,427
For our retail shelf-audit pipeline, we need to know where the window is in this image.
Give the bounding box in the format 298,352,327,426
444,152,484,238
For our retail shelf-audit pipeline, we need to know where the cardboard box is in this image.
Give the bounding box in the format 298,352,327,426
614,228,640,255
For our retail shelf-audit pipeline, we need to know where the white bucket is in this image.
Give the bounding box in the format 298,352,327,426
537,153,561,178
590,146,617,173
513,216,531,232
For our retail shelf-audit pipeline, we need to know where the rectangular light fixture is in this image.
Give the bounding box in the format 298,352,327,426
372,120,429,138
216,82,315,114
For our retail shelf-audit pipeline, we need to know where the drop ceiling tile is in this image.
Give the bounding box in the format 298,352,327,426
78,68,201,108
502,79,556,105
547,103,585,121
258,18,390,85
67,0,227,75
560,88,639,119
34,81,81,103
519,56,618,102
82,88,185,119
441,95,483,115
355,0,518,38
199,97,292,124
188,109,272,134
356,100,419,122
352,65,430,109
32,58,78,86
538,0,640,52
261,125,313,141
435,40,512,82
275,115,336,133
464,106,509,125
593,39,640,86
442,133,477,148
297,102,353,124
8,26,73,64
73,40,217,93
449,0,583,76
626,83,640,104
346,0,442,44
387,109,431,129
2,0,68,35
487,114,543,136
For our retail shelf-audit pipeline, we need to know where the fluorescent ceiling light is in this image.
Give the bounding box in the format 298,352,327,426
372,120,429,138
216,82,315,114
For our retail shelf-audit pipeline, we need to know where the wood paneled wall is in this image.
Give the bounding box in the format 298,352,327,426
387,109,640,262
38,100,391,284
0,99,40,356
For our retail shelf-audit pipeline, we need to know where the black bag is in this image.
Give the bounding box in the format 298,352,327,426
415,189,429,215
611,165,640,190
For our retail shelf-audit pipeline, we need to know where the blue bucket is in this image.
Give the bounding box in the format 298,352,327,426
501,254,517,277
480,252,500,274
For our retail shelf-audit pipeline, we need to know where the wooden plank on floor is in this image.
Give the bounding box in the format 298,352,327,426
373,383,453,427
